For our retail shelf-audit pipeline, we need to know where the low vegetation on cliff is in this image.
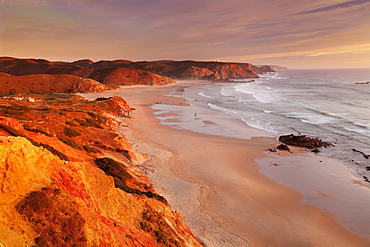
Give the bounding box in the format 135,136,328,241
0,57,274,91
0,56,275,246
0,92,203,246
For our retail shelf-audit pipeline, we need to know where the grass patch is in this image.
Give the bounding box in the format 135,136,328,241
63,127,82,137
65,121,77,127
60,138,84,150
113,177,167,203
0,104,30,117
94,157,132,181
75,118,102,129
0,123,39,146
23,126,53,137
83,146,100,153
94,157,167,203
139,221,153,232
40,144,69,161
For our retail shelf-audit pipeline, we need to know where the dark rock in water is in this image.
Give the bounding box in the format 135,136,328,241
277,144,290,151
365,166,370,171
278,134,333,149
352,149,370,159
364,176,370,183
311,148,320,153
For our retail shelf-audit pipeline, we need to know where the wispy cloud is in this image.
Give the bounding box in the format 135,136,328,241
1,0,369,68
297,0,370,15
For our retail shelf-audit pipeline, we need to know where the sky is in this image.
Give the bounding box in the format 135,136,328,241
1,0,370,69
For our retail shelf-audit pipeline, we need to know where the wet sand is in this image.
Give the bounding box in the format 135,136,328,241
81,82,370,247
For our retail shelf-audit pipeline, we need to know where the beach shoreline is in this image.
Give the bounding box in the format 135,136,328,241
81,81,370,246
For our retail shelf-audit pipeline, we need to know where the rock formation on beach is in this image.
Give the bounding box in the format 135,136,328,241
0,94,203,246
278,134,333,149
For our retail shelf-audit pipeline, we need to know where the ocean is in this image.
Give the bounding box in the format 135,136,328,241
150,69,370,238
152,69,370,178
81,69,370,240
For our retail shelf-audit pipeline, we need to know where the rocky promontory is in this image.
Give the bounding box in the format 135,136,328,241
0,94,203,246
0,57,275,85
0,74,117,94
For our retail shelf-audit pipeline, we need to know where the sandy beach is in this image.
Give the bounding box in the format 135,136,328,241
82,82,370,247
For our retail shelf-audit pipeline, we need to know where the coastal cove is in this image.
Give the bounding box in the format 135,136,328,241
81,78,370,246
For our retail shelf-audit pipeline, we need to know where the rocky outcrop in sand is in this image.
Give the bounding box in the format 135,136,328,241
279,134,333,149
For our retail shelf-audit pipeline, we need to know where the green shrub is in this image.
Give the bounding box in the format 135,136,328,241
94,157,132,180
0,104,30,117
83,146,100,153
23,126,53,137
94,157,167,203
142,210,153,222
65,121,77,127
63,127,82,137
140,221,153,232
40,144,69,161
113,177,167,203
60,138,83,150
75,118,102,129
0,123,38,146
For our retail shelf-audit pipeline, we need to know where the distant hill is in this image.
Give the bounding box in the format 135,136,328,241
268,65,288,70
0,74,115,94
0,57,279,92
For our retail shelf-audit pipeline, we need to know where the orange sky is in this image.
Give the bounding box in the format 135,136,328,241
1,0,370,69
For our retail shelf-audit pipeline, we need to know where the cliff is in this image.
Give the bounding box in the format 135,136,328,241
0,95,203,247
0,57,275,84
87,67,175,86
207,63,258,81
0,74,116,94
268,65,288,70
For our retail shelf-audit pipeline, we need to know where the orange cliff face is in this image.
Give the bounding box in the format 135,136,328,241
0,57,274,86
0,137,202,247
87,67,175,86
0,74,117,94
0,96,203,247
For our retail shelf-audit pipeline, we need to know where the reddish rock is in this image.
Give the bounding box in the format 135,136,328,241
0,74,114,93
208,64,258,81
279,134,333,149
169,66,214,79
88,67,175,86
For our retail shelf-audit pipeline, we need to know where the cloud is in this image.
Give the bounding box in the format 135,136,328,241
297,0,370,15
1,0,370,68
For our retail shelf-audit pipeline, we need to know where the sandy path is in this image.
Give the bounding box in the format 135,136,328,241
82,82,369,247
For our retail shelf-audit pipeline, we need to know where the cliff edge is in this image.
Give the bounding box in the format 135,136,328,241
0,95,203,247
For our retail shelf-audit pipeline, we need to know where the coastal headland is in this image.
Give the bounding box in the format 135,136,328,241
0,57,369,246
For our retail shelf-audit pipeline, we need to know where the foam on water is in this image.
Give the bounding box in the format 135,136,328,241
234,83,282,103
80,69,370,241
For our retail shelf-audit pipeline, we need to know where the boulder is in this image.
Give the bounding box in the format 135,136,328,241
278,134,333,149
